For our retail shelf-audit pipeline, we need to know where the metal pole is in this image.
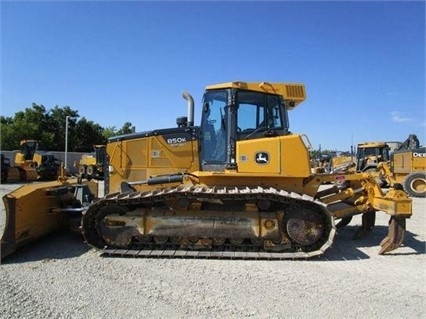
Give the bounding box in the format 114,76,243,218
65,116,70,170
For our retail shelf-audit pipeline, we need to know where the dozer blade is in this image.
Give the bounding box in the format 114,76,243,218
1,179,97,261
379,216,406,255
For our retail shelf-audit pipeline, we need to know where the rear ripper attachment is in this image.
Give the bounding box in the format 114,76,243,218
316,173,412,255
82,185,336,260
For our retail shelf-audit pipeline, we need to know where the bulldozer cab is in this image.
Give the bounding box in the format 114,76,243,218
19,140,43,161
355,142,390,172
94,145,106,166
200,82,305,171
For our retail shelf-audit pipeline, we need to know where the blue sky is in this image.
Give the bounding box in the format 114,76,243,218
1,1,425,151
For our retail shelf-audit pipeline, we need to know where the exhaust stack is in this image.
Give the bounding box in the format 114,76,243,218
182,91,194,127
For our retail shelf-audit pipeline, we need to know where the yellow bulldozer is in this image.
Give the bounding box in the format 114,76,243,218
1,81,412,261
3,140,61,182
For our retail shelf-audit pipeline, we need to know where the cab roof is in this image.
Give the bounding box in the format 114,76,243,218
205,81,306,109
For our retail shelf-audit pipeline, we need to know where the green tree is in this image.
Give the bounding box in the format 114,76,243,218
102,127,116,140
116,122,135,136
1,104,50,149
73,118,107,152
1,103,134,151
102,123,135,141
47,106,80,150
0,116,17,150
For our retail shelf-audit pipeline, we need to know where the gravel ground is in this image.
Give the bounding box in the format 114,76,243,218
0,182,425,319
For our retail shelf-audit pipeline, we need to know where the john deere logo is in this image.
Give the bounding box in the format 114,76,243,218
255,152,269,164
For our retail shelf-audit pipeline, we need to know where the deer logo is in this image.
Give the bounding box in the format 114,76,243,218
255,152,269,164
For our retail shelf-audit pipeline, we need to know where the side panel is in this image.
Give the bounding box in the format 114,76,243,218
108,129,199,194
280,135,311,177
80,154,97,166
236,134,311,177
393,148,426,174
393,152,411,174
236,138,281,173
14,152,25,165
412,148,426,171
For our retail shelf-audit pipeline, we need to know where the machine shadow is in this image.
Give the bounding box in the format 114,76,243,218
1,229,90,264
318,225,425,261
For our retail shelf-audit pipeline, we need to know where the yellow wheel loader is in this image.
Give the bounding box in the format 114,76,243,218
77,145,106,181
378,135,426,198
1,81,412,261
330,142,390,175
329,141,390,188
332,135,426,197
